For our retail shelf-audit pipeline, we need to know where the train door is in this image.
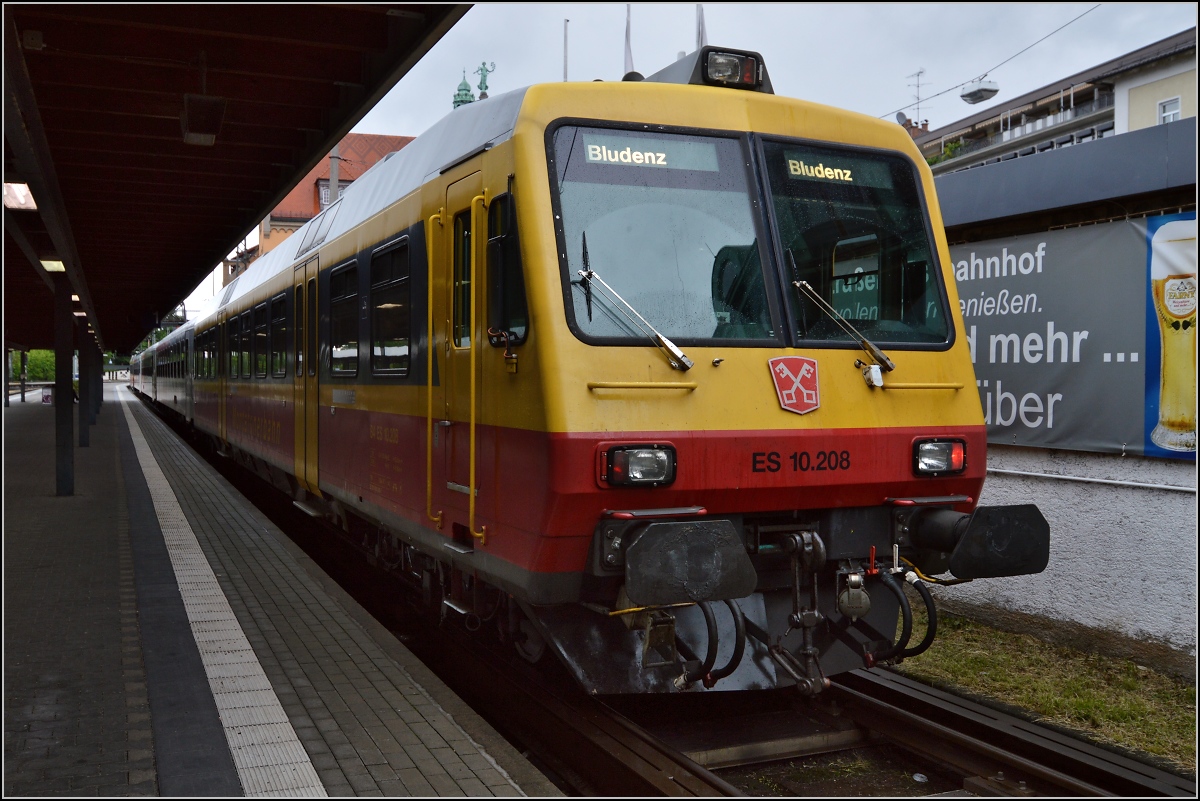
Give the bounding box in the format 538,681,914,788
442,170,485,531
294,256,320,494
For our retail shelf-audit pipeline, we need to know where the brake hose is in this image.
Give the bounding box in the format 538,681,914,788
872,570,913,663
704,599,747,687
901,573,938,659
682,601,719,685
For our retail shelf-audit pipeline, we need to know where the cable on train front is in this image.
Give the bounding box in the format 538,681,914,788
512,47,1051,695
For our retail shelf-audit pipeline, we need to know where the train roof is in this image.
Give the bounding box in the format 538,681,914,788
172,48,916,346
188,87,531,332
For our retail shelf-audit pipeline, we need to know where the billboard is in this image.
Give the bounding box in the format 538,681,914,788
949,212,1195,460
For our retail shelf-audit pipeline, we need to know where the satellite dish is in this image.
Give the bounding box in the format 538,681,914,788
961,80,999,105
896,112,909,125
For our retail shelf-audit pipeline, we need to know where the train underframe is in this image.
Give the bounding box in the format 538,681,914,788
218,436,1046,695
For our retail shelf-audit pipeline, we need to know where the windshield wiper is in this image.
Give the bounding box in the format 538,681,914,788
788,250,894,373
577,234,694,372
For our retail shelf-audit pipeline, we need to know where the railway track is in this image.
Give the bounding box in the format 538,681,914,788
830,668,1196,797
155,400,1194,798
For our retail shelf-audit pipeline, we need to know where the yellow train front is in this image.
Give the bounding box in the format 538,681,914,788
153,48,1053,695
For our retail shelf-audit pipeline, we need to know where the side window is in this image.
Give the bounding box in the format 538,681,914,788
240,312,252,378
270,295,287,378
487,194,528,345
453,210,472,347
370,242,411,375
329,263,359,376
228,316,240,379
254,303,268,378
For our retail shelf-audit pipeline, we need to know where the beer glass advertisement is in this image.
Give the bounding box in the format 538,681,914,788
949,212,1196,460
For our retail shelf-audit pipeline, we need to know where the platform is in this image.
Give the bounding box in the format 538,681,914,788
4,382,560,797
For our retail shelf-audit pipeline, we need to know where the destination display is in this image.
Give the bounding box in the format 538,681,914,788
582,134,720,171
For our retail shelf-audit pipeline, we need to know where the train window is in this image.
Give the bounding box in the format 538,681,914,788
550,125,775,343
270,295,287,378
225,320,236,378
487,194,528,345
761,140,950,345
295,201,342,260
254,304,268,378
453,211,472,347
329,263,359,376
240,312,252,378
370,244,411,375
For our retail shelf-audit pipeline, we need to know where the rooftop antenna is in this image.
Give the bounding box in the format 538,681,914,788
907,68,926,123
563,19,569,81
622,5,643,81
696,4,708,50
624,5,635,76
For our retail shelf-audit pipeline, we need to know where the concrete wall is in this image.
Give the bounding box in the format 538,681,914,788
1115,54,1196,134
932,445,1197,657
1129,70,1197,131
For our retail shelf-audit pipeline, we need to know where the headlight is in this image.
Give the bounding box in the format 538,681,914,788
605,445,676,487
913,439,966,476
703,49,763,89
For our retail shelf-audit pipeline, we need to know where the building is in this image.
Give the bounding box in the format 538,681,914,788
915,28,1196,673
916,28,1195,175
223,132,413,285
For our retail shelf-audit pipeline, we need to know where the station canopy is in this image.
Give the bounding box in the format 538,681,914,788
4,4,468,354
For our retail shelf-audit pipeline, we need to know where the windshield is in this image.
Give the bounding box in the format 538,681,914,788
762,140,950,345
551,125,776,343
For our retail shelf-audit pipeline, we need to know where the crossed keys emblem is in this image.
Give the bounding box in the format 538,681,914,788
768,356,820,415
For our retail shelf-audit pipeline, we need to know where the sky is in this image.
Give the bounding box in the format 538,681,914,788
354,2,1197,135
186,2,1196,316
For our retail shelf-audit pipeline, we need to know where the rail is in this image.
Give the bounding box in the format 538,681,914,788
830,668,1195,797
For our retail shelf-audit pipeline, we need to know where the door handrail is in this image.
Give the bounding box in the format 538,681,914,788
469,193,488,544
425,210,444,529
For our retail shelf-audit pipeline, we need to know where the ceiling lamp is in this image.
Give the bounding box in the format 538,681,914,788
181,94,226,146
181,51,226,146
961,80,999,104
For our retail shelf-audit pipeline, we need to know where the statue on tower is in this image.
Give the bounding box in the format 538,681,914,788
475,62,496,100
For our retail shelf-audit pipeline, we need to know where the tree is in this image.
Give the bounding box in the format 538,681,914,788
23,350,55,381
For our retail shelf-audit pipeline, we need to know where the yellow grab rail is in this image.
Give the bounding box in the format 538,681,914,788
587,381,698,391
880,382,964,390
469,194,488,544
425,210,443,529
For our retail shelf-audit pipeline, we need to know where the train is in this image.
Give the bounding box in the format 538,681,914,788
130,46,1050,695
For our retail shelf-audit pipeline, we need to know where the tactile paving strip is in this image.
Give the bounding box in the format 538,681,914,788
121,393,327,797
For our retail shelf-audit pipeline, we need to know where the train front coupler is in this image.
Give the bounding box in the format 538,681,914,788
766,531,830,696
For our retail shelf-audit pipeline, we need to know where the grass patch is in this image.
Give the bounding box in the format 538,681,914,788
892,604,1196,773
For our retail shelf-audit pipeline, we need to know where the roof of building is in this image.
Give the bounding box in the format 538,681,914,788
270,132,416,221
915,27,1196,146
